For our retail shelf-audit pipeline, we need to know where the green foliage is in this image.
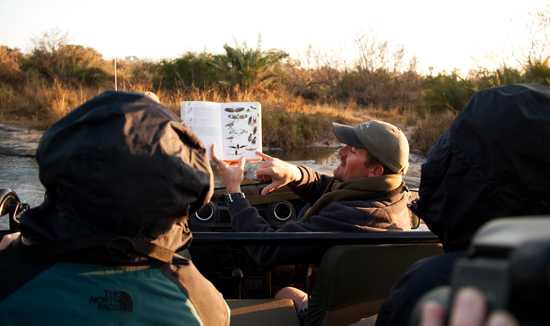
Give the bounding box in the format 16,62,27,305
422,71,475,112
23,33,110,87
155,52,220,91
470,66,524,89
212,43,288,91
524,57,550,86
155,44,288,93
2,31,550,153
422,63,549,113
115,57,159,88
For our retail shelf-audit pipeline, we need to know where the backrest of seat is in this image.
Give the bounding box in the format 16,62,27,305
306,243,443,326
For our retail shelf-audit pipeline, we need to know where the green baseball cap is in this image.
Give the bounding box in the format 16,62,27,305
332,120,409,174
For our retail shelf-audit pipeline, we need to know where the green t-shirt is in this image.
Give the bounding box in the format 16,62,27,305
0,263,202,325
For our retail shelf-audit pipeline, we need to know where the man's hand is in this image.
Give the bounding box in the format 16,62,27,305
421,287,519,326
255,152,302,196
211,144,246,193
0,232,20,251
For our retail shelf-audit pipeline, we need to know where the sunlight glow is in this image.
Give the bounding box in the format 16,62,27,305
0,0,547,74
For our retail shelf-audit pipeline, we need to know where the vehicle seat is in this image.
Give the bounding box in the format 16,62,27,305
305,243,443,326
228,298,301,326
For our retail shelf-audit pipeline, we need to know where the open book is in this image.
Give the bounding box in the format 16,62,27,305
181,101,262,161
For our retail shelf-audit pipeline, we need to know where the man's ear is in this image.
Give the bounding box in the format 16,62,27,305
368,164,385,177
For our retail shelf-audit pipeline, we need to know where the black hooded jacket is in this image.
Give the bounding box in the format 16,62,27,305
415,84,550,251
0,92,229,326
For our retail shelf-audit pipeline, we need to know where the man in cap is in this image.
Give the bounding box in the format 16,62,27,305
213,119,412,317
0,91,229,325
213,119,413,265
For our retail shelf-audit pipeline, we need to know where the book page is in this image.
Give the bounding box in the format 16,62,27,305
221,102,262,160
181,101,222,158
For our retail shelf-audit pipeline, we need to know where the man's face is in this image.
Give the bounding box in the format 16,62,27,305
333,145,371,181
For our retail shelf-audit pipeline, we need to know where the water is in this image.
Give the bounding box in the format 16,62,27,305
0,124,44,207
0,123,424,224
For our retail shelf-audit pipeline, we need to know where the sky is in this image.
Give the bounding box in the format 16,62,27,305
0,0,548,74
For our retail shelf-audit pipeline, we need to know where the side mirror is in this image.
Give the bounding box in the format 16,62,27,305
0,189,28,231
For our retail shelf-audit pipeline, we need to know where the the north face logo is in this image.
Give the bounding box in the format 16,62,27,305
89,290,133,312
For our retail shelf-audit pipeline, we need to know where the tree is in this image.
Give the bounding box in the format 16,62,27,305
155,52,221,91
23,31,110,86
211,43,288,91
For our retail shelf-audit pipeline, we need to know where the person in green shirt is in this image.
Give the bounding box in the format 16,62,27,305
0,91,229,326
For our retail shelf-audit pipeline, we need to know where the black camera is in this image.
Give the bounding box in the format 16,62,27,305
412,217,550,326
0,188,28,231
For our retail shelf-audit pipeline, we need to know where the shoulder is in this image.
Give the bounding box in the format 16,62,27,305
316,195,411,230
164,261,230,325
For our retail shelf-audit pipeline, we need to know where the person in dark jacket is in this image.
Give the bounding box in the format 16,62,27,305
376,84,550,326
0,91,229,325
213,119,412,265
213,119,411,314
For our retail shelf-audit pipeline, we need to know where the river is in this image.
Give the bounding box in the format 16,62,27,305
0,123,424,226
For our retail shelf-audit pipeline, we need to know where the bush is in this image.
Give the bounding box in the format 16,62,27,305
411,110,456,154
282,64,343,102
23,39,110,87
524,57,550,86
422,72,474,112
469,66,524,89
155,44,288,93
155,52,221,91
0,46,24,84
212,43,288,91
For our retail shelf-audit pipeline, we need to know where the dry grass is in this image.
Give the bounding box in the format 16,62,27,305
0,78,101,128
159,87,367,149
0,82,453,154
410,110,457,154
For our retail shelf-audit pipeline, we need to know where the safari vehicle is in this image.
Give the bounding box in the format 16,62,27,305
175,174,443,325
0,179,442,326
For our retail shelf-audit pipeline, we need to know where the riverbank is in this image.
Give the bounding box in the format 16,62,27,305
0,96,455,155
0,122,424,209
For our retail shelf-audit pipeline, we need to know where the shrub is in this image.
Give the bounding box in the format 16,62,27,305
0,46,24,84
23,38,110,87
155,52,221,91
212,43,288,91
411,110,456,154
524,57,550,86
422,71,474,112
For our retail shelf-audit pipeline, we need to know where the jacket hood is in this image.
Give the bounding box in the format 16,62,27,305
20,91,213,257
416,84,550,250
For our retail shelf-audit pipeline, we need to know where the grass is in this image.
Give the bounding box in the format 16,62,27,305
410,110,456,153
0,78,102,128
0,82,454,155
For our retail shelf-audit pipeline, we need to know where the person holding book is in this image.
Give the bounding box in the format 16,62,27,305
212,119,413,263
212,119,412,317
0,91,229,325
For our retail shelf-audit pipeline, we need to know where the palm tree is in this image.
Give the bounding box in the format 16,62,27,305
212,43,288,90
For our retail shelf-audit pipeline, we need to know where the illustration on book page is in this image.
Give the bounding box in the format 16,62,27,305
222,102,261,159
